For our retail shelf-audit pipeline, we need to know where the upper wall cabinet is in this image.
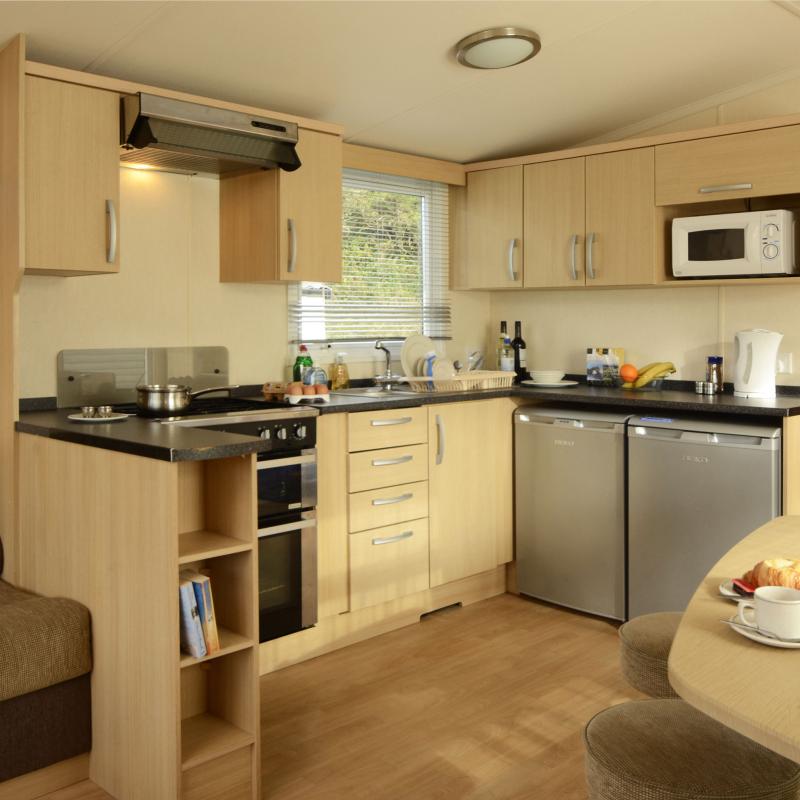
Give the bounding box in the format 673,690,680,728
25,77,121,275
219,129,342,283
462,166,523,289
655,126,800,206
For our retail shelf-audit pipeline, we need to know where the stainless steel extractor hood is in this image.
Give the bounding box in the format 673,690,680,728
120,93,301,175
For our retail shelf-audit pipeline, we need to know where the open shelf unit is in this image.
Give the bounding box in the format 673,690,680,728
177,456,260,799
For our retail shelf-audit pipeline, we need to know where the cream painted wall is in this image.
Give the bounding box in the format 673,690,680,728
489,73,800,386
18,168,489,398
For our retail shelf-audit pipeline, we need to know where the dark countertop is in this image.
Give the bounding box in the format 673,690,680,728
17,382,800,461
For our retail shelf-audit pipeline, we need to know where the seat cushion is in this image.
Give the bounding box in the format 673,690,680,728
0,588,91,702
619,612,682,698
584,699,800,800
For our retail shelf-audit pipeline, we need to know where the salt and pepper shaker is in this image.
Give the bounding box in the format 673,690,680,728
706,356,724,394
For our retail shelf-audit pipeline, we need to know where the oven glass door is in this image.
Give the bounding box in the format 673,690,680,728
256,450,317,523
674,215,760,277
258,513,317,643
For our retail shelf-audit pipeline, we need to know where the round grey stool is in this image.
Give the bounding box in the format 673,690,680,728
618,612,681,698
584,699,800,800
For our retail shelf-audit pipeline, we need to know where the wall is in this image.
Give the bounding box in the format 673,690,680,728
19,168,490,398
490,75,800,385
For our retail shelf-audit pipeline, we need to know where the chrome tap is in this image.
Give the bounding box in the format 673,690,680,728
375,341,392,379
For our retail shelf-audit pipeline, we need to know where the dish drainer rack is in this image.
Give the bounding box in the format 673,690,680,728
398,370,515,394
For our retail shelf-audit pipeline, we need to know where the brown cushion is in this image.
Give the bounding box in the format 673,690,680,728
619,612,682,698
0,584,92,701
584,699,800,800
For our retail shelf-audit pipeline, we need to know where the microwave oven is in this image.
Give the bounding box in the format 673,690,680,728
672,209,796,278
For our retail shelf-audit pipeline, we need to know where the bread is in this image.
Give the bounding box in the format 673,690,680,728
743,558,800,590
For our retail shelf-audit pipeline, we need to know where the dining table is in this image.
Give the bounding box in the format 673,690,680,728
668,515,800,763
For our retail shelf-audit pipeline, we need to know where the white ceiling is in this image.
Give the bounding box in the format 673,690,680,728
4,1,800,162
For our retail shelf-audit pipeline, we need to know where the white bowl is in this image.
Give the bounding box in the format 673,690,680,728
530,370,565,382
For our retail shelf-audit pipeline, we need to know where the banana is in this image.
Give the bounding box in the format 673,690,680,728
633,361,676,389
621,381,634,389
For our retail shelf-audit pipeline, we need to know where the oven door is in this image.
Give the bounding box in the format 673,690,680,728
672,213,760,277
257,512,317,643
256,449,317,523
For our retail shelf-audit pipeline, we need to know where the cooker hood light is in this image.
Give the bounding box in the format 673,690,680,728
455,27,541,70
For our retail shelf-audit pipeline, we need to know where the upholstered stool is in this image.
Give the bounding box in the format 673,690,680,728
584,699,800,800
619,612,681,698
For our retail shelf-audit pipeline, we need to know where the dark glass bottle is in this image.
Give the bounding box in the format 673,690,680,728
511,321,528,382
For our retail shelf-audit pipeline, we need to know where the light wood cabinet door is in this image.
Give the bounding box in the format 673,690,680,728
220,128,342,283
524,158,586,288
464,166,523,289
656,126,800,206
428,400,513,588
25,76,120,275
585,148,657,287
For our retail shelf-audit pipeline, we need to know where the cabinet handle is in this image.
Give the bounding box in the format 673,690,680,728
699,182,752,194
507,238,519,282
370,417,412,427
372,492,413,507
371,455,413,467
106,199,117,264
287,218,297,273
435,414,445,465
586,232,596,280
569,234,579,281
372,530,413,546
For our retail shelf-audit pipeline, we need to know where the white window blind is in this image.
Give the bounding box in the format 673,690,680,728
288,168,451,344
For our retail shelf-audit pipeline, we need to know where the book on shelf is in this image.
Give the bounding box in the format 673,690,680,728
180,569,221,655
179,577,207,659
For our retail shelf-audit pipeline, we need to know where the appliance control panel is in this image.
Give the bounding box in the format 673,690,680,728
201,415,317,453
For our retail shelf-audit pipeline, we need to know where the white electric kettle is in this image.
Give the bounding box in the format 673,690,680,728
733,329,783,399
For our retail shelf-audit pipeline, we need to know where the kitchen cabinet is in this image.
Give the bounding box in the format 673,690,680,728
347,406,427,452
463,166,523,289
428,399,514,587
219,128,342,283
655,125,800,206
523,149,657,288
523,158,585,288
25,76,121,275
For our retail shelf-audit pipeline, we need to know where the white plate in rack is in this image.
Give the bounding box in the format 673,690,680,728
401,335,435,377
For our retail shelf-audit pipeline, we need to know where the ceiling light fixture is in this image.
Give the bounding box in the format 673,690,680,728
455,27,541,70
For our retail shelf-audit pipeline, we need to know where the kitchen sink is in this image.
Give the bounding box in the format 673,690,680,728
332,386,419,397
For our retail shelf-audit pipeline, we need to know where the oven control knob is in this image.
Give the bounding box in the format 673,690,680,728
293,423,308,440
765,223,780,238
276,426,288,441
259,427,271,441
763,243,779,260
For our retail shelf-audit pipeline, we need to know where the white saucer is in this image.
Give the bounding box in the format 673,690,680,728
521,379,579,388
725,616,800,649
719,581,740,600
68,413,128,423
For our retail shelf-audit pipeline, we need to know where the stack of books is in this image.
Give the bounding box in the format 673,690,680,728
179,570,221,659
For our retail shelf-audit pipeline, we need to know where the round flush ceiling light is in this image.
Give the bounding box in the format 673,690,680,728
455,27,541,69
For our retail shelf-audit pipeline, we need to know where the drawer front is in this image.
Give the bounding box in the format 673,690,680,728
350,519,430,610
182,745,252,800
349,443,428,492
655,126,800,206
348,480,428,533
348,407,427,452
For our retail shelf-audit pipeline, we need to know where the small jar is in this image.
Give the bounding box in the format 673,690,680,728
706,356,723,394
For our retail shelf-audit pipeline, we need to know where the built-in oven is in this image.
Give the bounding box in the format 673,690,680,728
256,449,318,643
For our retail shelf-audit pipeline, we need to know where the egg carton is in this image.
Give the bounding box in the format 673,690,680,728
284,393,331,404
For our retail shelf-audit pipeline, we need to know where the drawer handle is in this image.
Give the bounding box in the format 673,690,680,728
699,182,753,194
372,492,412,507
370,417,412,427
372,530,413,546
371,455,413,467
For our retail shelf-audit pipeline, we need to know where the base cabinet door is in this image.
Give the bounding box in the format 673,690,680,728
428,400,513,587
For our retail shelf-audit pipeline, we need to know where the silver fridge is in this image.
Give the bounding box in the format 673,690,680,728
628,415,781,618
514,407,628,620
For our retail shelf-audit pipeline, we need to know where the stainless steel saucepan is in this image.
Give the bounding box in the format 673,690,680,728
135,384,240,416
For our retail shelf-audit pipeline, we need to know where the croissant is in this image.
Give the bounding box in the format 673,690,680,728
743,558,800,590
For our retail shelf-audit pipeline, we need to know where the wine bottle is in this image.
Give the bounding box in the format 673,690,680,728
511,321,528,381
496,321,508,370
499,336,514,372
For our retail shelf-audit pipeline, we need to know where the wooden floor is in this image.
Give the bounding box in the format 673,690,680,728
38,594,639,800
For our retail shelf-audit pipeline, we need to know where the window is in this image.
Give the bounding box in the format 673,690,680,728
288,169,451,345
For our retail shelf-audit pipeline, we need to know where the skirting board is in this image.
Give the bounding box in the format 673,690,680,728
0,754,89,800
260,566,507,674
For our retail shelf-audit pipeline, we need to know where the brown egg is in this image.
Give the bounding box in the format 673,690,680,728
287,384,303,396
302,385,315,396
315,383,329,395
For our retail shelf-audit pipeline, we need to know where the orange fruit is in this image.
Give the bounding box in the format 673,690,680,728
620,363,639,383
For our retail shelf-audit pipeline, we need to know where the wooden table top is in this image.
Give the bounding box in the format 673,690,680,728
669,515,800,763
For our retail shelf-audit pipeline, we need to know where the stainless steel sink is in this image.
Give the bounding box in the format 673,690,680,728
331,386,419,397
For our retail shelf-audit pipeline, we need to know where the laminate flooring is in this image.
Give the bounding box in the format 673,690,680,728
39,593,639,800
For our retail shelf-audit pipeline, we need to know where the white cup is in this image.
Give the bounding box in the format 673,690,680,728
737,586,800,640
